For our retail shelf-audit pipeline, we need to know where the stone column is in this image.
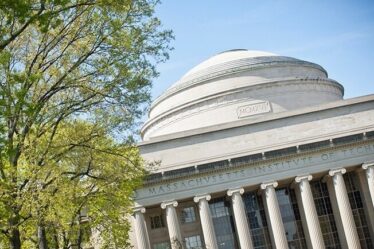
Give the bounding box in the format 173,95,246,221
161,201,183,249
133,207,151,249
362,162,374,207
358,163,374,242
295,175,325,249
194,194,218,249
227,188,254,249
329,168,361,249
260,181,288,249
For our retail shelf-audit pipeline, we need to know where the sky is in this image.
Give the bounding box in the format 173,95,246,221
152,0,374,100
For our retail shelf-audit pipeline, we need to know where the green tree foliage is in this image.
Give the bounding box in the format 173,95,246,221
0,0,173,248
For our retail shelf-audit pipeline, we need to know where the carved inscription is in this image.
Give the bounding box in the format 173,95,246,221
135,143,374,200
237,101,271,118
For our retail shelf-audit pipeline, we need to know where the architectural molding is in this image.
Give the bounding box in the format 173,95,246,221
143,78,343,138
135,141,374,206
151,56,328,110
329,168,347,177
227,187,245,196
260,181,278,190
193,194,211,203
133,206,146,214
160,200,178,209
140,95,374,146
362,161,374,169
295,174,313,183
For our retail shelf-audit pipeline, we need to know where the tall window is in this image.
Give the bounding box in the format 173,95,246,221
150,214,165,229
276,187,307,249
185,235,203,249
242,192,272,249
181,206,196,224
209,198,239,249
344,172,373,249
310,181,341,249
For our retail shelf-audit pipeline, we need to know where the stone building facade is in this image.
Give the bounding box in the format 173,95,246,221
130,50,374,249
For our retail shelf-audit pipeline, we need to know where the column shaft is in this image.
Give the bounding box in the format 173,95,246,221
133,207,151,249
161,201,183,249
194,195,218,249
362,163,374,207
227,188,254,249
329,168,361,249
261,182,288,249
358,165,374,242
295,175,325,249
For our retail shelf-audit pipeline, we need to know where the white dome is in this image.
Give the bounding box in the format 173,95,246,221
142,49,344,141
181,50,277,80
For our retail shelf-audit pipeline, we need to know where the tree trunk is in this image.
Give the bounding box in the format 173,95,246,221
52,227,59,248
38,224,49,249
9,227,21,249
77,226,83,249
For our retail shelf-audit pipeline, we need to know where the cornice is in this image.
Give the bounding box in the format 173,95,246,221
141,133,374,187
140,94,374,145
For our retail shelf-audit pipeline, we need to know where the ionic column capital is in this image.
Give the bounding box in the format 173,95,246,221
362,161,374,170
362,161,374,208
261,181,278,190
194,194,211,203
329,168,346,177
227,187,245,196
295,174,313,183
161,200,178,209
133,206,146,214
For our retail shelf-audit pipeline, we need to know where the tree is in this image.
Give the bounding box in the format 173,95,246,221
0,0,173,248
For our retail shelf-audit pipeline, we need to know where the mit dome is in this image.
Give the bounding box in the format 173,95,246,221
133,49,374,249
142,49,344,140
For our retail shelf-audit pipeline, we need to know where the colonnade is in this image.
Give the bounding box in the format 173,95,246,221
133,164,374,249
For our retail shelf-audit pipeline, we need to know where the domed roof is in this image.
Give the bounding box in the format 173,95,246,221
142,49,344,141
181,49,278,79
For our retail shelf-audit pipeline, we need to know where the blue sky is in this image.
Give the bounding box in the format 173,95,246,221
153,0,374,99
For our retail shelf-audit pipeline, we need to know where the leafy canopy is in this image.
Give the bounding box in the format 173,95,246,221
0,0,172,248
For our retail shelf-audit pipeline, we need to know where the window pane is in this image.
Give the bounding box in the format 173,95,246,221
276,187,306,248
344,172,373,249
185,235,203,249
310,180,341,249
181,207,196,224
242,192,272,249
150,214,165,229
209,198,239,249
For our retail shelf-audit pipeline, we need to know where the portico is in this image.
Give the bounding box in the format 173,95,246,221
131,50,374,249
133,138,374,249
